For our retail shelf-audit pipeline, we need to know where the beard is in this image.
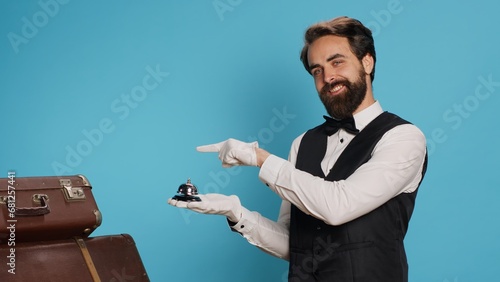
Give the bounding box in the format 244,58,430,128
319,69,367,119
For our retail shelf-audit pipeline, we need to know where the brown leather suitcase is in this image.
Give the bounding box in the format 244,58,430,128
0,233,150,281
0,175,102,243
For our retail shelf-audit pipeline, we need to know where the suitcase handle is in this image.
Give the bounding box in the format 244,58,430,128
15,194,51,216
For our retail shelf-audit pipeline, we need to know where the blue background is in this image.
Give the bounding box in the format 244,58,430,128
1,0,499,281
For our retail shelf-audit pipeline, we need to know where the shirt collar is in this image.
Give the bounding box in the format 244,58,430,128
353,100,384,131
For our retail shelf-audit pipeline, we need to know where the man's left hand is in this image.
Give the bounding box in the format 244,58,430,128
197,138,259,167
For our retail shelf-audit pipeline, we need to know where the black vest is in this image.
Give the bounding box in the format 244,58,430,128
288,112,428,282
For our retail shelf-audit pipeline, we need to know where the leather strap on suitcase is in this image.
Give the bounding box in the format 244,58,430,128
76,237,101,282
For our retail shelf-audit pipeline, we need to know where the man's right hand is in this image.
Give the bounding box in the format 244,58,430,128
168,193,243,223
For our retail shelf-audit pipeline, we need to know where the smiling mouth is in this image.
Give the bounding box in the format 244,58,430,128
329,84,345,95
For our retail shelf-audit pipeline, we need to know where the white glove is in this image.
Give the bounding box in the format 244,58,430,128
168,194,242,223
197,138,259,167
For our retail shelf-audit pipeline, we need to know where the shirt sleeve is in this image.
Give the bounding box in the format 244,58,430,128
230,200,291,260
258,124,427,226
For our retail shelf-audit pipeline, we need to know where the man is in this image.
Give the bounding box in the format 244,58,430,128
169,16,427,282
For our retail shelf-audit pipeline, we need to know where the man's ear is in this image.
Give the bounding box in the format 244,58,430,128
361,54,374,76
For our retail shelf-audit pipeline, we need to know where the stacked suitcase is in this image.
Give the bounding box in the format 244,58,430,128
0,175,150,281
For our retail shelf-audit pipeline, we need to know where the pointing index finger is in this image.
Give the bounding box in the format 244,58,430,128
196,141,224,153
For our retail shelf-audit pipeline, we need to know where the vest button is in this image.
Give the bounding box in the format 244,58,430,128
316,225,321,230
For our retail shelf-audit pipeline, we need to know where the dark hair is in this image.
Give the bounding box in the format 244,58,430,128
300,16,376,82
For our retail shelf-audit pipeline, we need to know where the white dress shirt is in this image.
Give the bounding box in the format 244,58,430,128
230,101,427,261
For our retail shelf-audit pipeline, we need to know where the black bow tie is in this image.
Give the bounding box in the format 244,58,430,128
322,115,359,136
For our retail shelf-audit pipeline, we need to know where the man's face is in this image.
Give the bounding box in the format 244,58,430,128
307,35,368,119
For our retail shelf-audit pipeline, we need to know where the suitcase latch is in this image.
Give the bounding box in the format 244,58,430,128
59,179,86,201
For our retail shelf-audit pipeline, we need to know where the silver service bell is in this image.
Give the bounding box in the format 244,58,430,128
172,178,201,202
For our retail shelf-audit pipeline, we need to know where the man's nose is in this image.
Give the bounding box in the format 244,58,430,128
323,65,336,84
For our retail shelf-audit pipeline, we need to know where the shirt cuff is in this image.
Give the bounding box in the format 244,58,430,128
258,154,287,190
228,207,256,235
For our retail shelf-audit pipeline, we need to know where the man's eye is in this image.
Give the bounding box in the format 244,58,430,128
333,60,342,66
312,69,322,76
